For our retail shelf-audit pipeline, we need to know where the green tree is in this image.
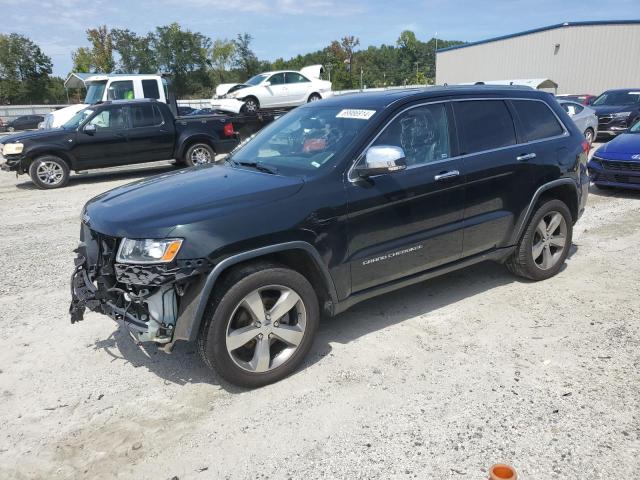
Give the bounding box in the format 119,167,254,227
0,33,53,103
151,23,211,97
210,38,236,82
86,25,115,73
71,47,93,73
232,33,259,79
112,29,156,73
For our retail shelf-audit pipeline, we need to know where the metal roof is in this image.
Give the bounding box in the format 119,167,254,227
437,20,640,53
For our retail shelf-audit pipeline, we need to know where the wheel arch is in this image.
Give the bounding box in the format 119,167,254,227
510,178,579,245
171,241,338,346
25,149,74,171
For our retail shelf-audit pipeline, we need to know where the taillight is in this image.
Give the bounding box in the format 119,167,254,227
582,140,590,154
223,122,234,137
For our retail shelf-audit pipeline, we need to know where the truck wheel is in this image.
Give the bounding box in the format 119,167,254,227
308,93,322,102
198,262,319,388
28,155,70,189
506,199,573,281
184,143,215,166
241,97,259,114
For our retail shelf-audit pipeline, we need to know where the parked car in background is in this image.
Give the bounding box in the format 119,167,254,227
556,94,596,106
212,65,332,113
188,108,215,116
69,86,589,387
590,89,640,139
588,119,640,190
5,115,44,132
0,99,270,189
557,99,598,144
177,106,195,116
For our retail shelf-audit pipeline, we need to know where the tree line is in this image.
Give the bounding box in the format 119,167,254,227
0,25,464,104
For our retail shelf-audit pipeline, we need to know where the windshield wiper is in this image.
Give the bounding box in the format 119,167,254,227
236,161,279,175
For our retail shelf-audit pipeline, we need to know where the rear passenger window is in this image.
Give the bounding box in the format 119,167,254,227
453,100,516,154
131,104,162,128
512,100,564,141
142,80,160,99
372,103,451,166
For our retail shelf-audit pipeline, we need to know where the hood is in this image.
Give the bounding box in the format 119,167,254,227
83,164,304,238
0,128,67,145
215,83,242,97
593,133,640,159
591,105,639,116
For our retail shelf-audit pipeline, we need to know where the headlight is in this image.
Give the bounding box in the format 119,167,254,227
116,238,183,264
611,112,631,118
2,143,24,155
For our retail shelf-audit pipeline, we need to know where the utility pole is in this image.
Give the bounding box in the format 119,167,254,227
434,32,438,83
360,67,363,91
326,64,333,82
414,61,419,84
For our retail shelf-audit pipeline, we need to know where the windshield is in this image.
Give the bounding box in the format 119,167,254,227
229,105,375,175
245,74,269,86
84,81,107,104
592,91,640,107
62,108,94,130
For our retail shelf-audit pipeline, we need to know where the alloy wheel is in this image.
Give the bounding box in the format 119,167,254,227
36,161,64,186
532,211,567,270
190,147,212,164
225,285,307,373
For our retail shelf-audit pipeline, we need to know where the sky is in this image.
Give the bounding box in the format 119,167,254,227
1,0,639,77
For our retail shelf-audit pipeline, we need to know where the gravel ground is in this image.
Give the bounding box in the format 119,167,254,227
0,149,639,480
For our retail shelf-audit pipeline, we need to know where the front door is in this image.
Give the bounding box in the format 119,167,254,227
262,73,287,108
72,104,130,169
346,102,465,293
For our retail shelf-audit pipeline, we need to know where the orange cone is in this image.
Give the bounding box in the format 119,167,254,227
489,464,517,480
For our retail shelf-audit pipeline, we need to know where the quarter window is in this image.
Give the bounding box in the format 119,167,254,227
372,103,451,166
512,100,564,141
107,81,135,100
142,79,160,99
453,100,516,154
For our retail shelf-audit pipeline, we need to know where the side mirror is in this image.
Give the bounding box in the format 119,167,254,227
357,145,407,177
83,124,96,135
263,81,271,87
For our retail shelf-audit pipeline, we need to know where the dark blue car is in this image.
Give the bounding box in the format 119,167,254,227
588,120,640,190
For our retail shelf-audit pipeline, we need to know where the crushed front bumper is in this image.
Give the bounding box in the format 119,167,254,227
69,225,210,346
587,159,640,190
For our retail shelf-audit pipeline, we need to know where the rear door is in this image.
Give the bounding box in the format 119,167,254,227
455,98,567,256
127,103,174,163
346,101,465,293
72,104,131,168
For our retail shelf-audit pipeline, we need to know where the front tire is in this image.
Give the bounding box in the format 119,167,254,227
28,155,70,189
241,97,260,114
198,263,319,388
506,199,573,281
184,143,215,166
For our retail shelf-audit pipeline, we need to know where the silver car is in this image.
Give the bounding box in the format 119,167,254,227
557,99,598,144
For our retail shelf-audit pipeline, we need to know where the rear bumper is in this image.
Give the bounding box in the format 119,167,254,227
214,138,239,155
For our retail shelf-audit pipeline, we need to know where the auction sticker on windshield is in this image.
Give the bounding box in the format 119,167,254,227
336,109,376,120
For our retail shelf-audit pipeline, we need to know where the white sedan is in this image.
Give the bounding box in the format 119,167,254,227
557,99,599,145
212,65,332,114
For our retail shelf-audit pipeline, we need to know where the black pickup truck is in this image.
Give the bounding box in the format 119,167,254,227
0,99,276,189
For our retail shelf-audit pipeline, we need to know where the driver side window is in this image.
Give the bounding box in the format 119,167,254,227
372,103,451,167
88,106,126,130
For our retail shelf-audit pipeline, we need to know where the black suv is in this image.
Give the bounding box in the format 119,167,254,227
590,88,640,138
70,86,589,387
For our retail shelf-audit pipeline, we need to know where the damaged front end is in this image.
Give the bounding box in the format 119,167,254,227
69,224,210,347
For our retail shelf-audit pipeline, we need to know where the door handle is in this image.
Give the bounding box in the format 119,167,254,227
516,153,537,162
434,170,460,181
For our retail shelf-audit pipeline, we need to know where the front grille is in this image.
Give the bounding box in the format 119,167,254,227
614,175,640,184
601,160,640,172
598,115,613,127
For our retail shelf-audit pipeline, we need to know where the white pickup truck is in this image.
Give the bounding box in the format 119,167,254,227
43,74,171,129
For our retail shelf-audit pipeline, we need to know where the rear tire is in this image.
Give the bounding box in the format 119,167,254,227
28,155,70,189
506,199,573,281
184,143,215,166
198,262,319,388
307,93,322,103
584,128,595,145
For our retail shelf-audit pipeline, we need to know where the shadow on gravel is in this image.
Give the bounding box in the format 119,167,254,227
93,252,580,392
588,183,640,200
15,162,178,190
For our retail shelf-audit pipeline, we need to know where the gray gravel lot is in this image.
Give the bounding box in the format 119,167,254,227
0,150,639,479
